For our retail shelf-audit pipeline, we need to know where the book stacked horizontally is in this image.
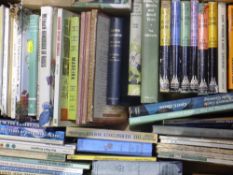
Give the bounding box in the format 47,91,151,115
0,119,90,174
153,125,233,166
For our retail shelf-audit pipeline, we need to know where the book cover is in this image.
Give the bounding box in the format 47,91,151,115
197,3,208,94
228,5,233,90
218,2,227,93
107,17,124,105
92,161,183,175
159,0,170,93
208,2,218,93
28,14,39,116
128,0,142,96
68,16,80,121
141,0,160,103
66,127,157,143
170,0,181,92
180,1,191,93
129,92,233,117
77,138,153,156
190,0,199,92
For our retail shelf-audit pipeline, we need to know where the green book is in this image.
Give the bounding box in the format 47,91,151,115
68,16,80,120
141,0,160,103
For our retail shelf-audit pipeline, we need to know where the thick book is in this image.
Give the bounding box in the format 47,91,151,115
218,2,227,93
128,0,142,96
153,125,233,139
160,0,171,93
197,3,209,94
66,127,157,143
180,1,191,93
190,0,198,92
92,161,183,175
228,5,233,90
169,0,181,92
208,2,218,93
129,92,233,117
107,17,124,105
77,138,153,156
68,16,80,121
27,14,39,116
141,0,160,103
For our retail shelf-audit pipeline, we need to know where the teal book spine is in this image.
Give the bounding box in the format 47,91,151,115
27,15,39,116
141,0,160,103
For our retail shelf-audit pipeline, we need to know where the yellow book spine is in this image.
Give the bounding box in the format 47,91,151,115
208,2,218,48
68,16,80,120
67,154,157,161
228,5,233,89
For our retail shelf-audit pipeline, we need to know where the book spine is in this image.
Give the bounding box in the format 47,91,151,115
107,17,124,105
129,103,233,126
68,16,80,120
60,15,71,121
0,139,74,154
0,119,40,128
53,9,63,126
0,125,64,144
77,138,152,156
0,170,39,175
218,3,227,93
66,127,157,143
141,0,160,103
0,6,4,108
197,3,209,94
180,1,190,93
28,15,39,116
159,0,170,93
128,0,142,96
208,2,218,93
190,0,199,92
11,11,20,119
0,155,86,170
169,0,181,92
228,5,233,90
38,6,53,126
2,7,10,115
0,163,81,175
87,9,98,122
129,92,233,117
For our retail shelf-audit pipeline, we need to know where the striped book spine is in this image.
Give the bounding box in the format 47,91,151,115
159,0,171,92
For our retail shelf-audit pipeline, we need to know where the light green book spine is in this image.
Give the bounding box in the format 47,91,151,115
141,0,160,103
28,15,39,116
68,16,80,120
128,0,142,96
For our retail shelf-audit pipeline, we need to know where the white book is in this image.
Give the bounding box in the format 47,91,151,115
11,12,20,118
0,5,5,109
53,8,75,126
2,7,10,115
218,2,227,93
38,6,54,126
0,138,75,154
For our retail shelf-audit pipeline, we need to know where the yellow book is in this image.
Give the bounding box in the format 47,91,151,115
68,16,80,120
228,5,233,89
67,154,157,162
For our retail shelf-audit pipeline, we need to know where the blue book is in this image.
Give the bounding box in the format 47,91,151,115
0,124,65,144
130,92,233,117
107,17,124,105
0,165,81,175
77,138,152,156
0,119,40,128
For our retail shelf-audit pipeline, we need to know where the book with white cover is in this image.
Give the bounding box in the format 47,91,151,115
1,7,10,115
218,2,227,93
38,6,54,126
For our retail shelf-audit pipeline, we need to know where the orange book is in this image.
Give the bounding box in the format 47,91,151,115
228,5,233,89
